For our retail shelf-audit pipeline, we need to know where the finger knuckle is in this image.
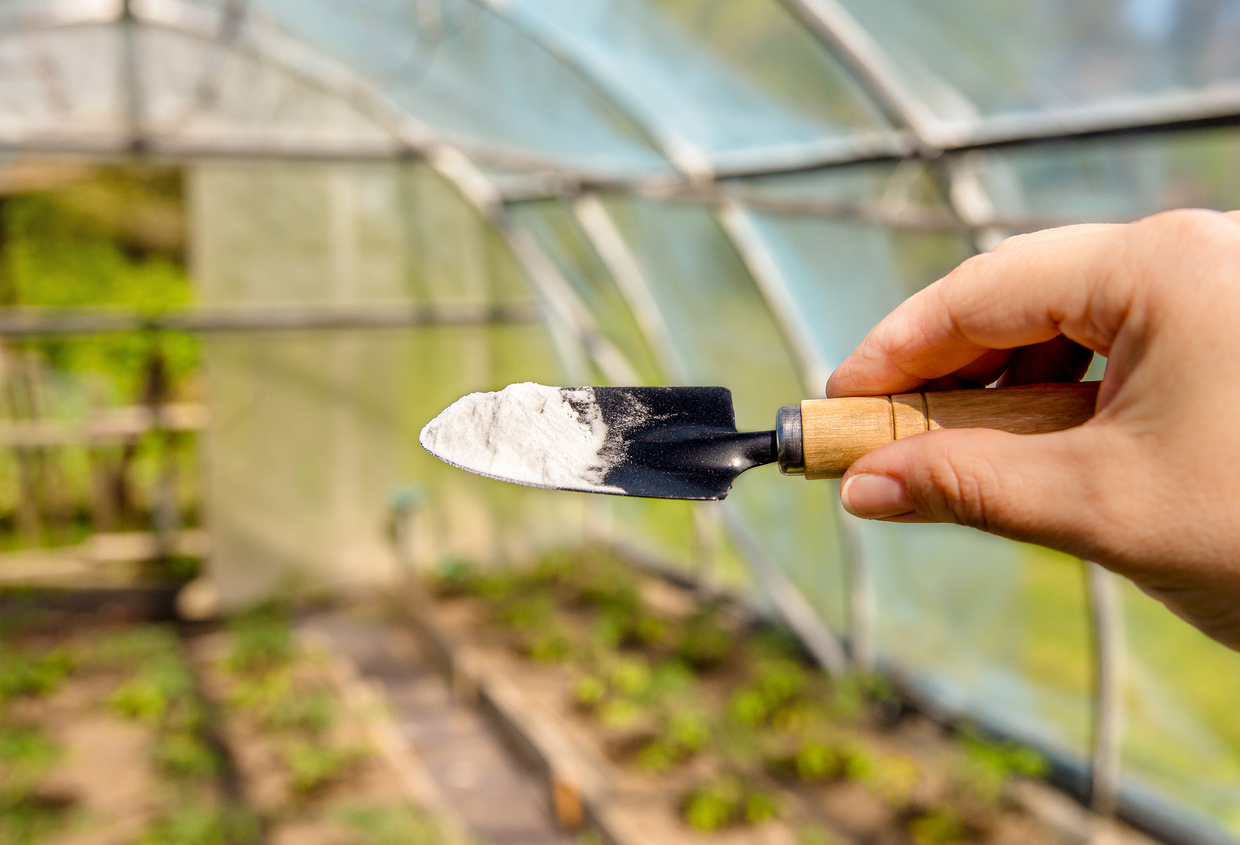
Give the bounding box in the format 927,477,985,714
1139,208,1239,247
913,445,1002,531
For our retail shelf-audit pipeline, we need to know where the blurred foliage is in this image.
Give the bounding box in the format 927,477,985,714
226,603,295,676
0,167,197,403
333,804,443,845
137,803,261,845
0,648,71,703
428,546,1053,838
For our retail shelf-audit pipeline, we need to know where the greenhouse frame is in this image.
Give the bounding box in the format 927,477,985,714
1,0,1240,842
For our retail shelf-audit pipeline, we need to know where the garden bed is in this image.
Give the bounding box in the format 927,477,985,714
0,603,451,845
0,609,247,845
403,547,1146,845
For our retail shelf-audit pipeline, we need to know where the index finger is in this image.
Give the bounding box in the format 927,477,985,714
826,223,1126,397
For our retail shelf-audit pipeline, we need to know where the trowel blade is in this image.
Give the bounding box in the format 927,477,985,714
419,383,777,500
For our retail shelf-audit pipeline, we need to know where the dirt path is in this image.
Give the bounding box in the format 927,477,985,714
299,608,576,845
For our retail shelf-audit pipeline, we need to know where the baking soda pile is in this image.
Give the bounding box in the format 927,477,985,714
419,382,622,493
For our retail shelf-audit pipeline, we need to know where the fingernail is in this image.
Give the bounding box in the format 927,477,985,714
841,474,914,519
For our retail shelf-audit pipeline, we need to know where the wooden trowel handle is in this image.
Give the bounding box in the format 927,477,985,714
796,381,1100,480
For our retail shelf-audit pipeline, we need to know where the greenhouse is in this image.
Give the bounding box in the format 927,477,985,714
0,1,1239,844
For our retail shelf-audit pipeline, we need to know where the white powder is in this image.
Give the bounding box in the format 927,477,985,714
419,382,622,493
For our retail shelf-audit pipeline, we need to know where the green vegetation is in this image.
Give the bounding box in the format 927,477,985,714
98,624,223,788
333,804,443,845
430,547,1054,840
137,803,261,845
281,741,364,795
220,603,366,799
0,649,71,702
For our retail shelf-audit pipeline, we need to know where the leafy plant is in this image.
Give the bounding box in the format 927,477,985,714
154,731,220,778
908,805,966,845
573,675,607,709
281,741,365,794
676,610,731,670
744,791,778,824
428,558,480,598
226,604,294,675
111,677,170,722
956,732,1047,804
793,741,839,781
0,726,58,797
334,804,443,845
138,804,261,845
0,649,71,702
683,779,740,831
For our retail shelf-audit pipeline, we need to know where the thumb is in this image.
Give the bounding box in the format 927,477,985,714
838,426,1107,548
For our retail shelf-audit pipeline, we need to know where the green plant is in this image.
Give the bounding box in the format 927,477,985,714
634,711,711,773
754,659,808,711
609,658,651,698
154,731,220,779
281,741,364,794
793,741,839,781
597,699,642,730
728,689,768,727
683,779,740,831
334,804,443,845
227,604,294,675
860,753,919,808
428,558,479,598
0,793,69,845
0,649,71,702
957,732,1047,804
111,677,170,722
798,824,839,845
744,792,778,824
265,691,334,734
526,629,572,663
908,805,966,845
138,804,261,845
573,675,606,709
0,726,58,797
676,611,731,670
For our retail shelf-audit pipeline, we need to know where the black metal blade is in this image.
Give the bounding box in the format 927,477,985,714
589,386,776,500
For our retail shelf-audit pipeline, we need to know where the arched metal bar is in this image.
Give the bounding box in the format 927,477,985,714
777,0,940,153
1087,562,1126,815
5,0,1239,185
716,198,871,671
465,0,708,180
572,190,851,675
428,147,640,387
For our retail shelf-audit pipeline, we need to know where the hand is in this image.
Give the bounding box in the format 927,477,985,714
826,210,1240,649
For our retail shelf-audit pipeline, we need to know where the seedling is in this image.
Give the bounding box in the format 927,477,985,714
683,778,740,831
138,804,261,845
227,605,294,675
682,777,776,831
793,741,839,781
0,725,58,798
908,805,966,845
573,675,607,709
676,610,731,670
334,803,443,845
428,558,480,598
281,740,365,794
154,731,221,779
955,731,1047,805
0,648,71,702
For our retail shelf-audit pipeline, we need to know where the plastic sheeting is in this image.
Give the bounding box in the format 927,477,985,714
2,0,1239,839
191,161,589,603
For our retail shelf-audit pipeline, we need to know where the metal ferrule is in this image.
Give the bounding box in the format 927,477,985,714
775,405,803,475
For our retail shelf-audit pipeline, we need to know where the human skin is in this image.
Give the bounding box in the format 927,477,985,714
826,209,1240,650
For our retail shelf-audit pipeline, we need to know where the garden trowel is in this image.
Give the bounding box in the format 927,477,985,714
420,381,1099,501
